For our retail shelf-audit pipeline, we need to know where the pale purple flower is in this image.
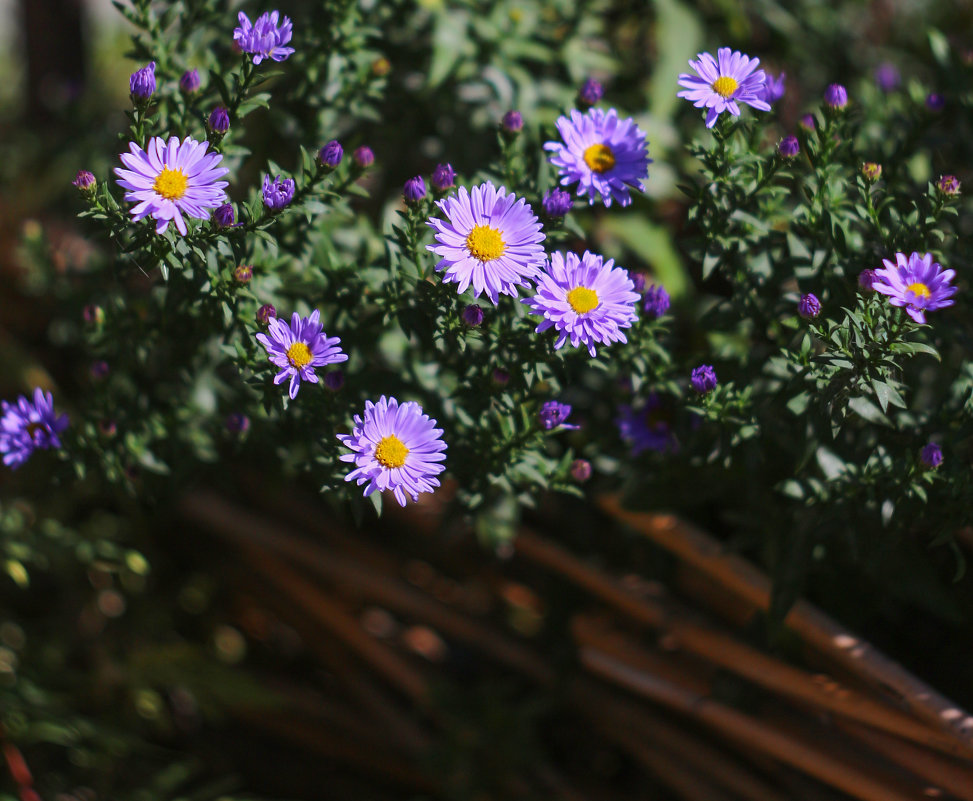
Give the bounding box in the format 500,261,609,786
426,182,546,304
760,71,786,104
114,135,229,235
0,388,69,469
337,396,447,507
677,48,770,128
255,310,348,399
545,108,650,207
872,252,957,324
523,250,640,356
233,10,295,65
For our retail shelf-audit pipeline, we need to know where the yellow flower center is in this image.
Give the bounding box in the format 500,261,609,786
286,342,313,369
906,282,931,299
583,143,616,174
374,434,409,469
465,225,506,262
711,76,739,99
153,167,189,201
567,286,599,314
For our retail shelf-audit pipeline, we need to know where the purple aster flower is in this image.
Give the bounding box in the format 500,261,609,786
874,63,900,93
824,83,848,109
0,388,69,469
337,396,447,507
760,71,786,105
872,252,957,324
920,442,943,469
798,113,815,131
936,175,961,196
858,269,878,291
501,110,523,134
233,264,253,284
461,304,484,327
778,136,800,158
233,10,295,65
225,413,250,434
539,400,579,431
353,146,374,168
926,93,945,111
323,370,344,391
214,203,235,227
861,162,882,183
431,163,456,193
643,284,670,318
180,69,201,94
403,175,426,205
690,364,718,394
319,140,343,169
129,61,156,101
255,310,348,399
578,78,604,107
426,182,546,304
262,174,295,211
616,395,677,455
523,250,640,356
798,293,821,319
208,106,230,134
541,188,573,219
256,303,276,325
631,272,646,293
677,48,770,128
570,458,592,482
545,108,651,207
114,135,229,236
72,170,96,193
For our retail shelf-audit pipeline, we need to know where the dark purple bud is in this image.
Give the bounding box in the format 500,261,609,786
798,293,821,319
541,188,572,219
225,413,250,434
233,264,253,284
90,360,110,380
778,136,800,158
353,146,374,168
403,175,426,205
643,285,670,318
262,175,295,211
462,304,484,327
256,304,276,325
72,170,96,193
824,83,848,109
318,140,343,169
570,458,592,483
501,110,523,134
630,272,646,294
578,78,603,107
874,63,900,93
83,304,104,325
920,442,943,469
323,370,345,391
208,106,230,134
936,174,961,196
431,163,456,192
798,113,816,131
214,203,235,227
926,93,945,111
861,162,882,183
690,364,718,394
539,401,578,430
129,61,156,101
180,68,201,94
858,269,878,291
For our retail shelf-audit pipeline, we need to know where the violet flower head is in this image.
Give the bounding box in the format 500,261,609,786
233,10,295,65
524,250,640,357
319,140,343,169
643,284,670,318
461,304,484,327
936,175,961,196
778,136,800,158
872,251,957,324
824,83,848,109
541,188,573,219
426,181,546,305
616,395,678,455
233,264,253,284
262,174,295,211
545,107,651,207
403,175,426,205
73,170,96,193
114,135,229,236
353,146,374,168
431,163,456,193
578,78,604,107
874,63,900,92
180,69,201,94
539,401,579,431
798,293,821,319
255,310,348,399
920,442,943,469
208,106,230,134
0,388,69,469
570,459,592,482
256,303,276,325
760,71,786,104
129,61,156,101
214,203,235,227
631,272,646,294
858,269,878,291
337,396,447,507
690,364,718,394
501,110,523,134
798,113,816,131
677,47,770,128
861,162,882,183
